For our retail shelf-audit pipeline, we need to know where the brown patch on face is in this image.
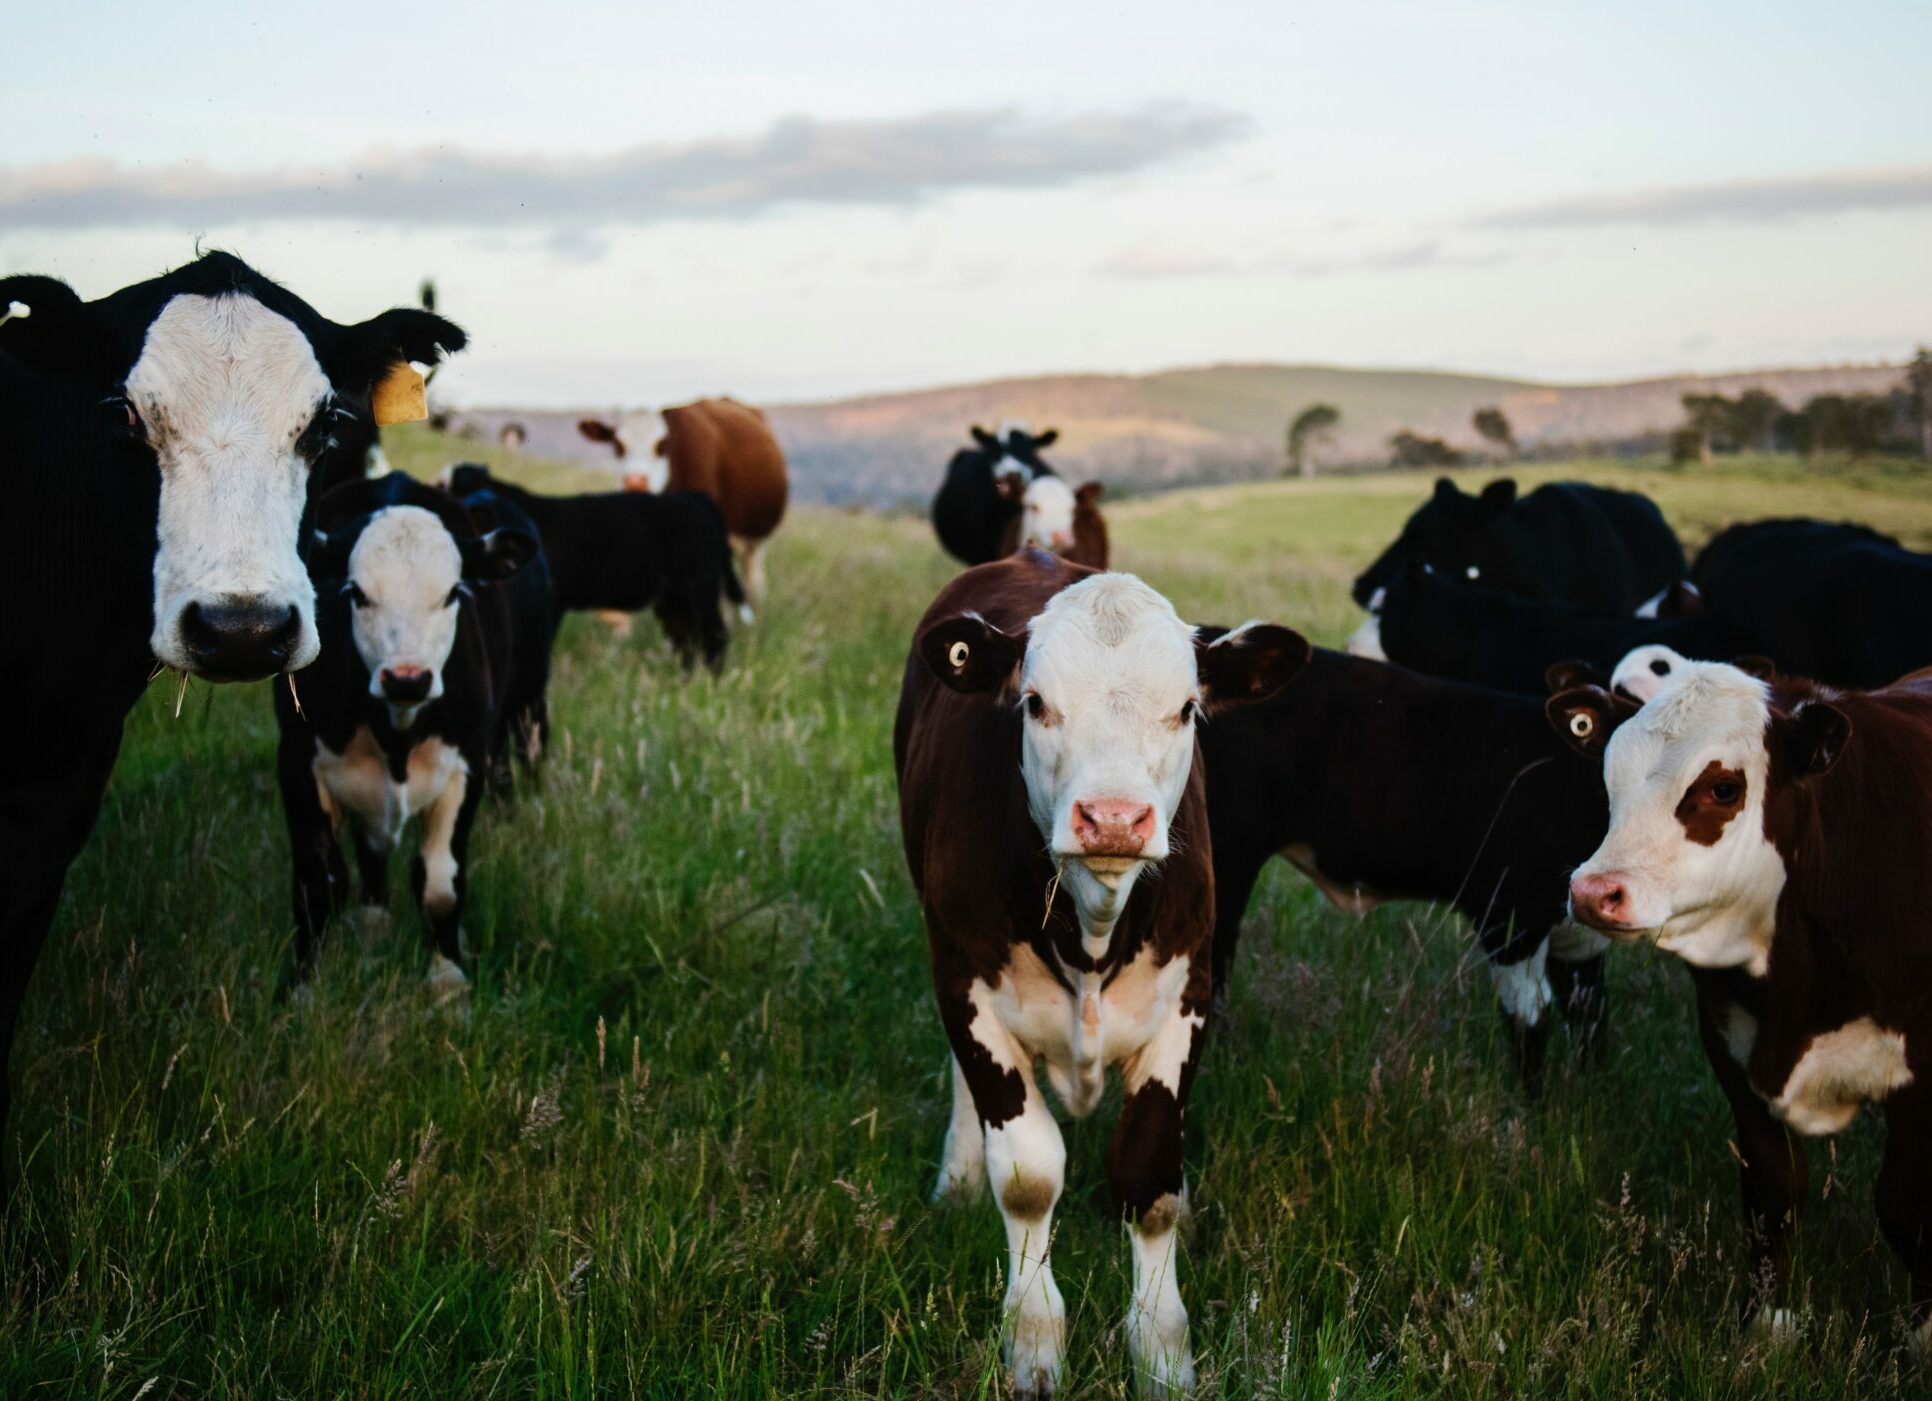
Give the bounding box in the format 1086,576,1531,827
1001,1171,1057,1221
1675,759,1747,846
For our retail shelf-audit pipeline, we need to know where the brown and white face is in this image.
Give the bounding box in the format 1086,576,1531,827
1566,661,1841,972
1017,475,1077,553
921,576,1308,922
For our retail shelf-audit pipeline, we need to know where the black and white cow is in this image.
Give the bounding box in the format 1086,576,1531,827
442,463,744,670
0,253,462,1178
274,476,541,993
932,425,1092,567
1352,477,1685,611
1199,642,1614,1084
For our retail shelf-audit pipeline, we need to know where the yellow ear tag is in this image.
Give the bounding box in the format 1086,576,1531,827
371,362,427,426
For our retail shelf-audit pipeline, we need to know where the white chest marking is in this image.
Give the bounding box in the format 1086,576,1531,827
1768,1017,1913,1135
982,945,1193,1119
313,728,467,850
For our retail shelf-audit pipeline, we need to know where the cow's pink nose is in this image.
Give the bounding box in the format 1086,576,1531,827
380,665,433,703
1072,799,1155,856
1570,872,1632,929
1050,530,1073,550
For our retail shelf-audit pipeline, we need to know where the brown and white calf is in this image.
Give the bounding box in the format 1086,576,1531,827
1558,660,1932,1345
894,550,1305,1396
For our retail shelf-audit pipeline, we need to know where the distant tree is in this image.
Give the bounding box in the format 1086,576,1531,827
1906,346,1932,461
1668,426,1704,466
1802,392,1893,462
1472,406,1516,459
1389,430,1462,469
1726,389,1783,454
1679,393,1732,467
1286,403,1341,478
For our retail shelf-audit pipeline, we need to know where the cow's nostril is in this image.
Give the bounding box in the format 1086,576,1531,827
179,599,301,681
380,667,434,704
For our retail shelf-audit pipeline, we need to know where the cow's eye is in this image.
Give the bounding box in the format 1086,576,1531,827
1709,780,1742,806
1024,693,1047,721
343,582,369,608
106,396,144,439
1177,699,1200,726
445,584,464,608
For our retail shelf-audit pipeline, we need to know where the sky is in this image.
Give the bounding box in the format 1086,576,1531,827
5,0,1930,408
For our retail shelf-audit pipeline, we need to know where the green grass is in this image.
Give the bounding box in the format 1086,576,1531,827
5,447,1931,1396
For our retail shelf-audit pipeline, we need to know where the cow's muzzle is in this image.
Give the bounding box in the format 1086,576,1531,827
178,598,304,682
1070,798,1156,859
1568,871,1646,936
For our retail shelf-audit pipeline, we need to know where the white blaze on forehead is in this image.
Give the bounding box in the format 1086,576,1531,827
1611,644,1688,703
135,292,328,672
1020,573,1200,924
1584,660,1783,971
1018,474,1076,549
347,506,463,709
620,409,670,492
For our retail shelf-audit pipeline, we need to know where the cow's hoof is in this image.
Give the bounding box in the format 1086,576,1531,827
738,603,756,625
1005,1296,1065,1398
286,981,317,1013
930,1167,985,1207
353,904,392,947
425,953,470,1006
1748,1305,1798,1347
1910,1313,1932,1362
1128,1304,1194,1396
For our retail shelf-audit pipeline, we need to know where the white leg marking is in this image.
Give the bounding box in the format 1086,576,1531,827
418,766,468,919
1490,939,1552,1028
933,1054,987,1204
1749,1303,1799,1346
425,951,469,1003
985,1078,1066,1397
1128,1202,1196,1396
1911,1311,1932,1360
736,536,768,609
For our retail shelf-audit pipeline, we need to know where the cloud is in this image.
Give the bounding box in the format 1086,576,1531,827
1480,166,1932,230
1098,238,1506,280
0,104,1249,231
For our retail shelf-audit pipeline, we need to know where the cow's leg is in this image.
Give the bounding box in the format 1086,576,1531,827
1113,986,1207,1395
413,765,474,1002
1876,1088,1932,1353
350,825,392,944
1487,933,1554,1092
1546,922,1612,1061
1206,843,1268,1025
734,535,766,616
1691,979,1807,1334
932,1054,987,1204
277,726,347,986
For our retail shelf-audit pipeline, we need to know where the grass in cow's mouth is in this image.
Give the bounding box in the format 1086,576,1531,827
5,438,1932,1396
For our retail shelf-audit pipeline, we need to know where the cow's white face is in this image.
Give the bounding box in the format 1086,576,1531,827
1570,662,1784,972
1018,475,1077,553
1019,574,1203,921
1611,644,1688,703
621,410,669,492
132,293,327,680
345,506,464,730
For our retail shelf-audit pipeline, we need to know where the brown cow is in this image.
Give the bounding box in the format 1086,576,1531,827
894,549,1306,1396
1559,658,1932,1348
998,477,1110,569
579,397,788,610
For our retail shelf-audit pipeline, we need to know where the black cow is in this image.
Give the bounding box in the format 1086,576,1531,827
443,463,743,670
1199,641,1615,1085
274,476,541,994
931,425,1085,566
1353,477,1685,611
0,253,463,1182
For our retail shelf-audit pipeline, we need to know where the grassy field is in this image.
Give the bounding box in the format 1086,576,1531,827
5,443,1932,1398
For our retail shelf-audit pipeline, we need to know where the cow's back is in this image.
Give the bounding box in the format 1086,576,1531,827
661,399,789,542
1505,484,1683,609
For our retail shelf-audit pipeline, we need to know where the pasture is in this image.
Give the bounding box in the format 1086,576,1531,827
7,445,1932,1399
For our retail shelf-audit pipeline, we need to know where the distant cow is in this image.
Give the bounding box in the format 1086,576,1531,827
894,550,1302,1396
498,422,527,452
275,476,543,994
444,463,743,671
1353,477,1684,611
932,425,1109,569
1561,660,1932,1343
577,398,788,606
1200,642,1613,1085
0,252,463,1176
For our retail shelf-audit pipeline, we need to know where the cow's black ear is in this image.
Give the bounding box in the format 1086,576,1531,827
1030,428,1059,450
1656,581,1704,618
920,613,1023,694
1545,659,1607,694
1433,476,1460,501
443,462,491,498
461,527,540,582
1546,685,1632,758
1480,478,1518,508
1777,701,1850,777
971,425,1002,451
1732,655,1777,681
1197,623,1311,711
578,418,618,444
307,525,356,579
0,275,110,378
333,307,466,411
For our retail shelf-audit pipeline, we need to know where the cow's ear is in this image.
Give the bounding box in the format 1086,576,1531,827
443,462,490,498
1030,428,1059,450
333,307,466,422
1732,654,1777,681
1777,701,1850,778
1197,623,1311,711
971,425,1002,451
1545,659,1607,694
1546,685,1632,758
578,418,617,444
460,527,540,583
0,275,111,378
919,613,1023,694
1432,476,1461,501
1656,581,1704,618
307,525,356,579
1480,478,1518,508
1075,480,1104,507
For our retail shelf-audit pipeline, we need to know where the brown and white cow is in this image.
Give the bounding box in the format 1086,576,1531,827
894,550,1306,1396
578,397,788,610
1557,659,1932,1346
